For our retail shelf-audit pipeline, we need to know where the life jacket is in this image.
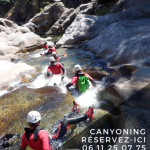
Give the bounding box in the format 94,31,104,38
24,126,52,149
25,126,43,141
77,72,89,92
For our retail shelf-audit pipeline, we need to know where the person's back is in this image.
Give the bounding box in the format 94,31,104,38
48,62,63,74
21,128,51,150
48,46,56,53
47,57,65,78
21,111,52,150
66,65,96,92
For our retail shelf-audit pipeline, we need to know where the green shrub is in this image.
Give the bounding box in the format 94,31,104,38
96,6,110,16
40,8,43,12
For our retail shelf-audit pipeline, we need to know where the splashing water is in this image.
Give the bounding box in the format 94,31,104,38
74,81,104,109
71,78,106,109
28,66,71,94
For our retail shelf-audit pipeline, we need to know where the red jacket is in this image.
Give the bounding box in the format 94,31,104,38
21,130,52,150
43,44,47,49
54,55,61,61
47,62,64,75
48,47,56,53
70,72,93,90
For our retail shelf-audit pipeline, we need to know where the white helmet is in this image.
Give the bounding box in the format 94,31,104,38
27,111,41,123
74,64,81,72
50,57,55,62
52,52,56,55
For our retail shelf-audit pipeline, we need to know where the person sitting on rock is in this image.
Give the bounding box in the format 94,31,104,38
47,57,65,80
66,64,96,92
21,111,53,150
43,41,48,50
1,102,94,150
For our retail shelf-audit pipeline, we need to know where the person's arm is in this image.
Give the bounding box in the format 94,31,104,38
47,66,51,77
39,130,51,150
59,63,65,75
66,76,77,91
45,48,52,55
66,83,74,91
21,132,27,150
85,73,96,87
61,67,65,75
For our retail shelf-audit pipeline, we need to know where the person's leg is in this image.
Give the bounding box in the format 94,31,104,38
65,114,87,124
53,116,87,140
54,107,94,140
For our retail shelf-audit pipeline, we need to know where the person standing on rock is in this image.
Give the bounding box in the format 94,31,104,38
66,64,96,92
47,57,65,80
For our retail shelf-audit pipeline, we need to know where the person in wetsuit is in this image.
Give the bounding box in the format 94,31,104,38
66,64,96,92
0,101,94,150
45,45,57,55
54,38,60,46
52,52,61,61
43,41,48,50
51,104,94,141
21,111,52,150
47,57,65,80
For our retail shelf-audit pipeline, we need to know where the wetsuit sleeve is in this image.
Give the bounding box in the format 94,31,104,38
85,73,96,87
54,114,87,140
61,67,65,75
45,48,52,55
47,48,50,53
21,132,27,149
38,130,51,150
90,80,96,87
47,66,51,77
59,63,65,75
47,66,51,73
66,83,73,91
70,76,78,84
66,76,77,91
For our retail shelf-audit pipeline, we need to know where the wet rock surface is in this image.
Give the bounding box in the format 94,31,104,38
118,65,138,78
0,86,74,135
24,2,65,35
57,0,150,64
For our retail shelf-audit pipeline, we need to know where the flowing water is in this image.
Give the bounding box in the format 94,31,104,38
0,36,115,149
